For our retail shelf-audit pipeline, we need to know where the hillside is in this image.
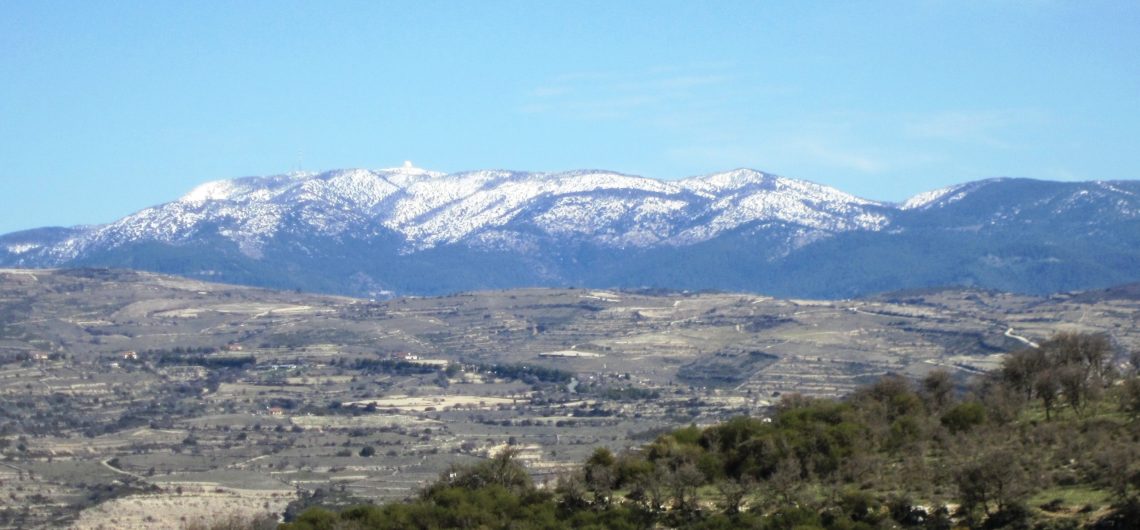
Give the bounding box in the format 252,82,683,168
281,353,1140,530
2,269,1139,527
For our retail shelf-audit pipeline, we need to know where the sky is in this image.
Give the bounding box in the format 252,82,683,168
2,1,1139,234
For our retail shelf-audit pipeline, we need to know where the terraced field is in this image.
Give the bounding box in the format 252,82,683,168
1,269,1137,527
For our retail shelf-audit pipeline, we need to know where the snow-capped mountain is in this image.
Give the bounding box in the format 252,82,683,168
12,167,888,260
3,168,1140,298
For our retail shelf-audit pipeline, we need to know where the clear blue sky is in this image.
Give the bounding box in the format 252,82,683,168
2,1,1139,234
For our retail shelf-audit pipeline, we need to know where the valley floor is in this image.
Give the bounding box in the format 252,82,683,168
0,269,1137,527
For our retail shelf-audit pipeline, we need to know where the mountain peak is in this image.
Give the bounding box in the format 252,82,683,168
20,166,892,259
6,168,1140,300
181,179,240,204
683,168,771,189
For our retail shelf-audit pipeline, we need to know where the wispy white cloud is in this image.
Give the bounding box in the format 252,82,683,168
666,119,949,180
523,66,1046,187
612,74,733,92
664,108,1048,180
666,139,891,176
518,63,752,123
785,139,887,173
903,109,1045,148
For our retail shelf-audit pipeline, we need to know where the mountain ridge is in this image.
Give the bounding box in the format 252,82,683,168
3,167,1139,298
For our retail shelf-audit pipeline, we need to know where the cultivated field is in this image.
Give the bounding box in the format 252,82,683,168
1,269,1137,527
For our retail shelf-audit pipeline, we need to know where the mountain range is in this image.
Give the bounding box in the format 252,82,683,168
3,166,1139,298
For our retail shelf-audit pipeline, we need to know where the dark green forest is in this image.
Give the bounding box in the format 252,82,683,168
221,333,1140,530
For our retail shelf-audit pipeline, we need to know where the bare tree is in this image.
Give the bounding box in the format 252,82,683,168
765,456,805,509
715,476,755,515
555,470,589,510
1033,369,1061,420
1057,364,1089,416
1121,377,1140,420
668,461,706,512
955,448,1028,517
584,461,615,506
921,369,955,413
1001,348,1048,402
635,465,671,513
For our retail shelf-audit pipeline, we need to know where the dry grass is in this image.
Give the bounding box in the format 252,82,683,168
71,486,294,530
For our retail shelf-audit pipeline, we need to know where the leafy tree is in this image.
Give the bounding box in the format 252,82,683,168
940,401,986,434
583,447,616,505
423,447,532,498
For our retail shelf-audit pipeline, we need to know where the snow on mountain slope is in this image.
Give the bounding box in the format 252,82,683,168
394,170,698,249
897,178,1140,225
674,169,888,243
900,184,970,210
8,168,1140,300
8,166,897,262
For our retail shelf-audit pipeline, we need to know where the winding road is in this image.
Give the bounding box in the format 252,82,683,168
1004,327,1039,349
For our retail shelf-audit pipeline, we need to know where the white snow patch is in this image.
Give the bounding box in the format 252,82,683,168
181,180,238,204
901,184,967,210
20,166,906,260
5,243,40,254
